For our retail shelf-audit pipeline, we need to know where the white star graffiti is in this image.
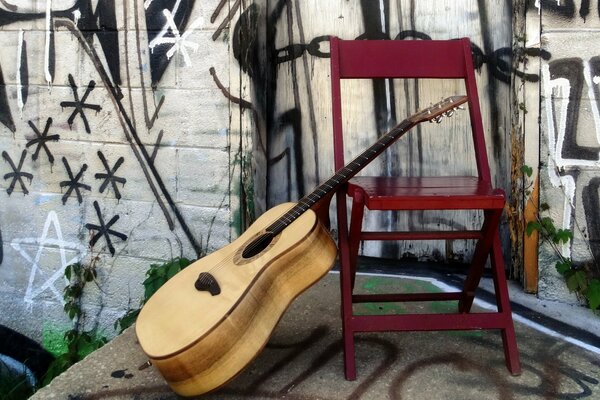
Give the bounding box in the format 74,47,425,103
11,211,87,307
148,0,204,67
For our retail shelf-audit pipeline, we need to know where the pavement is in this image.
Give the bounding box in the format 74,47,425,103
31,264,600,400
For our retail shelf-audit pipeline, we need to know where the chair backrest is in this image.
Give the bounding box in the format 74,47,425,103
329,37,491,183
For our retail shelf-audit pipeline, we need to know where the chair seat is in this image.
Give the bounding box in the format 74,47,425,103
347,176,505,210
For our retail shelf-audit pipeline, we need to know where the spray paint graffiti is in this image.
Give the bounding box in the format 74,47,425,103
542,52,600,268
26,118,60,164
221,1,547,207
10,211,87,306
145,0,197,86
94,151,127,200
60,157,91,205
215,1,549,260
60,74,102,134
532,0,600,21
2,150,33,196
0,0,209,259
85,201,128,256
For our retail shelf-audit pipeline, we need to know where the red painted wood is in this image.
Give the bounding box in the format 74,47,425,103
330,36,521,379
352,292,463,303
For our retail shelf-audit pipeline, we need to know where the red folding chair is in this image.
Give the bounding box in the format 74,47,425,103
330,37,521,380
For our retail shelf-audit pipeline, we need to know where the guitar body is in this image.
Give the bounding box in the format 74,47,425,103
135,203,337,397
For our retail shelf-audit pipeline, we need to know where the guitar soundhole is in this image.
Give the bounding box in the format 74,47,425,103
241,232,274,259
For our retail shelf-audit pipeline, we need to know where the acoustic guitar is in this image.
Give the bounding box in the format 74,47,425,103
135,95,468,396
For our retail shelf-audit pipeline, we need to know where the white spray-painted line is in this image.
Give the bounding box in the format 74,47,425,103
11,211,87,307
542,64,600,169
328,270,600,355
583,60,600,158
16,29,24,116
44,0,53,87
147,0,205,67
72,9,81,26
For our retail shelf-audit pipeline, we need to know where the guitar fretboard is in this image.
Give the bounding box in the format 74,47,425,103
266,119,414,235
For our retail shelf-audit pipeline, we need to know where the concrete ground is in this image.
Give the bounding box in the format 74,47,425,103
32,271,600,400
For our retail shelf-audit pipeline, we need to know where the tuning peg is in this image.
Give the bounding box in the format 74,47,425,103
444,109,455,117
434,115,444,124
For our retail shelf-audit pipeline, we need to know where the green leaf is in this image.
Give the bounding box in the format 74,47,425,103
586,279,600,310
575,270,588,292
42,354,75,386
541,217,556,235
114,308,141,333
72,263,82,278
554,229,573,244
540,202,550,212
555,260,572,276
166,261,181,280
526,221,541,236
64,329,78,342
521,165,533,178
142,258,194,301
64,264,72,281
566,273,580,292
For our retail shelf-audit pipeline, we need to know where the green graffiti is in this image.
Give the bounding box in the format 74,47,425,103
354,276,483,337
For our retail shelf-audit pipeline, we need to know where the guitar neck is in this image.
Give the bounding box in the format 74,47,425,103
267,119,415,235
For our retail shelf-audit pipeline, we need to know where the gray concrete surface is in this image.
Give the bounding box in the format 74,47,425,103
32,272,600,400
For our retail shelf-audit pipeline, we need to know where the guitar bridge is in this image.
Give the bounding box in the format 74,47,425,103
194,272,221,296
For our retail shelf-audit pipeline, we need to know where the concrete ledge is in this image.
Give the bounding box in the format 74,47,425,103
32,273,600,399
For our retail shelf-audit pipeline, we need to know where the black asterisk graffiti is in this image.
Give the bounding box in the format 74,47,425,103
26,118,60,163
2,150,33,195
60,157,91,205
94,151,126,199
60,74,102,133
85,201,128,256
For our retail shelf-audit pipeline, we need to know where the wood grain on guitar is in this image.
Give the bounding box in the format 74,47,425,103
135,95,467,397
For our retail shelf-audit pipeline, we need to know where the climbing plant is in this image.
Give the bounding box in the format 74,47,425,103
523,165,600,311
42,259,108,386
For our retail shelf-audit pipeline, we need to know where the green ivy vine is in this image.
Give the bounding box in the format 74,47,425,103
522,165,600,311
42,259,108,386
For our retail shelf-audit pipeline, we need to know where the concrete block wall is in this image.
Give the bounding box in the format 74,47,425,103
0,0,241,341
534,0,600,302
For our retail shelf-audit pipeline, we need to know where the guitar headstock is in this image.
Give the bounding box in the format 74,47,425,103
409,95,468,124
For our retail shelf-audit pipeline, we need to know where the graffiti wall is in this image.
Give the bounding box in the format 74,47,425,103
0,0,241,339
252,0,514,262
529,0,600,302
2,0,585,341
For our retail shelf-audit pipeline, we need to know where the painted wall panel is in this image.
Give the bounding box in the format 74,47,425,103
262,0,512,261
536,0,600,303
0,0,237,342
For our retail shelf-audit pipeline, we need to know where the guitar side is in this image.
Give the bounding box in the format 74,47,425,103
135,203,337,396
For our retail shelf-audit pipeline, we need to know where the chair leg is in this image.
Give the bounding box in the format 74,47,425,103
336,190,357,380
339,257,357,380
490,232,522,375
348,191,365,290
459,209,503,313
